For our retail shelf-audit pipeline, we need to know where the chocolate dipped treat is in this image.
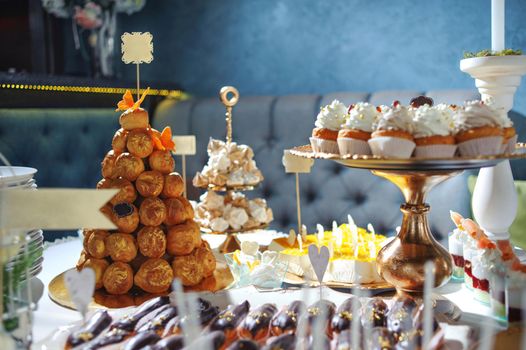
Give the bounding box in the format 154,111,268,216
331,296,360,334
66,310,112,348
270,300,306,336
238,303,277,341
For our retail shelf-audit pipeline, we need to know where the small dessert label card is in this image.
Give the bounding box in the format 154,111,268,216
65,267,96,320
121,32,154,64
282,150,314,173
0,188,117,230
173,136,196,155
308,244,330,283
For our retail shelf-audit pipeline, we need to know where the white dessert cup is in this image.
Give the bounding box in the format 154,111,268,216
337,137,371,156
310,137,339,154
368,136,415,159
489,269,507,321
471,254,490,305
414,144,457,159
457,136,503,157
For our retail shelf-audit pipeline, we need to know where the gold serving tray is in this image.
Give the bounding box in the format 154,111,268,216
48,263,233,310
290,144,526,171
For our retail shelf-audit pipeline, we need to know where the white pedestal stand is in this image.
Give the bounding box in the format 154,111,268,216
460,56,526,240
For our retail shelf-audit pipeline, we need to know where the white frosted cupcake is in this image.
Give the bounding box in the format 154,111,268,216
483,98,518,154
454,100,504,156
337,102,380,156
368,101,415,158
310,100,347,154
413,104,457,158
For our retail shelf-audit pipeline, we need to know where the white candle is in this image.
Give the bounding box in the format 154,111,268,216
316,224,324,247
367,223,376,241
492,0,505,52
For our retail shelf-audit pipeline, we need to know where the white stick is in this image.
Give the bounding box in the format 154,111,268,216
136,64,140,100
491,0,505,52
295,287,310,350
312,303,326,350
296,173,302,234
182,155,187,198
172,279,190,346
185,293,204,346
477,318,496,350
351,288,362,350
423,261,435,349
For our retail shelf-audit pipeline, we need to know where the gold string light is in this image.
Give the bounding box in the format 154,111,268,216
0,83,188,99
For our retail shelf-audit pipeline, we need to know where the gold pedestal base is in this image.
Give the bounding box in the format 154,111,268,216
373,170,458,293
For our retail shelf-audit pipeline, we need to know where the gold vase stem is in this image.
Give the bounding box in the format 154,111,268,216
372,170,461,293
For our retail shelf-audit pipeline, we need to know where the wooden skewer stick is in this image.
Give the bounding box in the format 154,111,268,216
136,64,140,100
296,173,302,234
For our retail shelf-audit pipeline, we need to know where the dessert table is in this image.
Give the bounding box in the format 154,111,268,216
32,233,523,347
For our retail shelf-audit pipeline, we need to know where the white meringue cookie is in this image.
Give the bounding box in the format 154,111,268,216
210,217,229,232
225,207,249,230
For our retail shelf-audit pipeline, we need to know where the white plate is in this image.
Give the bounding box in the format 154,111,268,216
0,166,37,185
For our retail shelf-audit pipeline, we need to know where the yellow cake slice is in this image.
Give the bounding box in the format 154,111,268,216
269,224,388,284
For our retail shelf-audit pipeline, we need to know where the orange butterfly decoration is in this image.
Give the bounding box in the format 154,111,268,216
149,126,175,152
116,87,150,112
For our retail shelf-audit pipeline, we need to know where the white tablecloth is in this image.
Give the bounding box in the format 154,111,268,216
32,237,502,343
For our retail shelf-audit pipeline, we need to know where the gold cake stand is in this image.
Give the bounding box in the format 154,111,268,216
290,144,526,294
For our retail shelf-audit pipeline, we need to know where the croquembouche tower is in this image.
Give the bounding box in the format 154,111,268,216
75,89,216,295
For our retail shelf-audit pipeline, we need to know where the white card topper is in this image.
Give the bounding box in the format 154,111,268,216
0,189,117,230
240,240,259,256
64,267,95,319
282,150,314,173
287,229,297,246
308,245,330,284
173,136,196,155
121,32,154,64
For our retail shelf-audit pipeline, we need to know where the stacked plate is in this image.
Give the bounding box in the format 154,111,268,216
1,166,43,279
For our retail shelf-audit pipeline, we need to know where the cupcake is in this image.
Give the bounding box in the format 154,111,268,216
499,113,517,154
412,104,457,158
368,101,415,158
484,98,518,153
310,100,347,154
453,100,504,156
337,102,380,156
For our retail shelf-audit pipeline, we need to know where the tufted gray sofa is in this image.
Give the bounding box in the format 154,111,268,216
154,89,526,244
2,89,526,242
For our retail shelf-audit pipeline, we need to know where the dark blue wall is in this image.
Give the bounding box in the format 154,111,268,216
116,0,526,114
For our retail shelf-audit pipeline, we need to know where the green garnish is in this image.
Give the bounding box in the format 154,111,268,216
463,49,523,59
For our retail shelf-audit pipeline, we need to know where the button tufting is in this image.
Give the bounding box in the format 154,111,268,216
42,125,50,136
306,190,316,203
263,187,273,197
280,216,290,227
82,125,89,134
353,193,366,205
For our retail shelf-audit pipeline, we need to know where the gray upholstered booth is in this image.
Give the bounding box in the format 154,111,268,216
3,89,526,243
153,89,488,243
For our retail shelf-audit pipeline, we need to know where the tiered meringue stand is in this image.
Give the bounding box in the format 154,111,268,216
195,87,268,253
289,146,526,293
